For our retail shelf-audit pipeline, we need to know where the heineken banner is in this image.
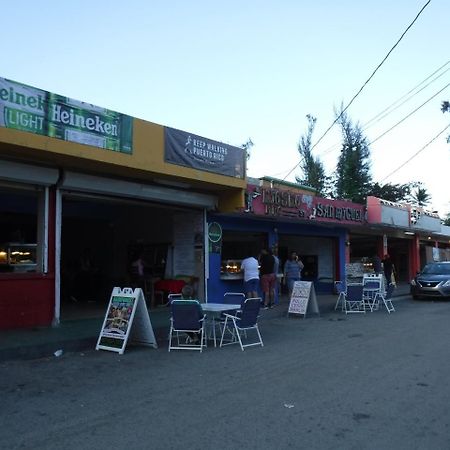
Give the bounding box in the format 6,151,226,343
0,77,133,153
164,126,245,178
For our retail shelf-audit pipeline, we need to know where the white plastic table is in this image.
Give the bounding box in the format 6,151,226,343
201,303,241,347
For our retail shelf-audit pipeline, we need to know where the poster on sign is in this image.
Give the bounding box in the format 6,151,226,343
96,287,157,354
287,281,320,318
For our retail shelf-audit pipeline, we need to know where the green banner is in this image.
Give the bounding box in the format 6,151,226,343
0,77,133,154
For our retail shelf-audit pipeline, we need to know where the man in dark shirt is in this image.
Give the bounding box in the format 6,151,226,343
259,249,276,309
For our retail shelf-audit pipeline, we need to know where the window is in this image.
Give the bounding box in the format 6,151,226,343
0,185,47,273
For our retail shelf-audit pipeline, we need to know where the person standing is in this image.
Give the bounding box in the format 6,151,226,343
259,249,276,309
240,253,260,298
129,249,148,291
283,251,304,298
372,254,382,275
382,254,395,286
272,248,281,305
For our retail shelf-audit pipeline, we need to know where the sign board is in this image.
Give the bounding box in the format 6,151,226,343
287,281,320,318
164,126,245,178
0,77,133,153
208,222,222,253
96,287,157,354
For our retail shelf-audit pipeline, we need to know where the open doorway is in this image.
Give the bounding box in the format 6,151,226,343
59,194,204,320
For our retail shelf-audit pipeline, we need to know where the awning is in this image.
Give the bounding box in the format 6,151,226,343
59,171,217,210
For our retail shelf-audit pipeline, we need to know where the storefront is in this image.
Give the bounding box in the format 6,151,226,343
207,178,366,300
365,196,450,281
0,161,58,328
0,77,246,329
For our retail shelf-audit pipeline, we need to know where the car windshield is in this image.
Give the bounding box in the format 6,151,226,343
422,264,450,275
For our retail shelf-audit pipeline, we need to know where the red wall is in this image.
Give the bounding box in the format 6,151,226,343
0,274,54,329
0,188,57,330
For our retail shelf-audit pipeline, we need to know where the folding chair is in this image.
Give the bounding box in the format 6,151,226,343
220,297,264,351
362,277,383,312
213,292,247,338
167,293,183,305
375,283,396,313
344,284,366,314
223,292,246,307
168,300,207,352
334,281,346,311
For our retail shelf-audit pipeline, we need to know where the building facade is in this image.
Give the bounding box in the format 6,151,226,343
0,77,246,329
1,77,449,330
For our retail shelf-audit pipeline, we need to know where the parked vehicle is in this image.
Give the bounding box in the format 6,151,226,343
410,262,450,299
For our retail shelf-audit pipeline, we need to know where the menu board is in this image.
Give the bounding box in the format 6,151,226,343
96,287,157,354
172,212,203,276
288,281,320,318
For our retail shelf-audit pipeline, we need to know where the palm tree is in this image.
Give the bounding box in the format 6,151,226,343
409,183,431,207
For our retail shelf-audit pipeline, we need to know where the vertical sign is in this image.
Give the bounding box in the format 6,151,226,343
208,222,222,254
173,211,203,276
96,287,157,354
287,281,320,318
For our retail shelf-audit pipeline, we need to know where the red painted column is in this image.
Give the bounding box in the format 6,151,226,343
409,235,420,279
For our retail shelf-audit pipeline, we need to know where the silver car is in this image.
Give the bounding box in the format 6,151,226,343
410,262,450,299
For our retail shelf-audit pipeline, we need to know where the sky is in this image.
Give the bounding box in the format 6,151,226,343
2,0,449,216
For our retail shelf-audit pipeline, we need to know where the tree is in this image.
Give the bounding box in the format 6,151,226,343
442,212,450,226
442,101,450,143
334,109,372,203
241,138,254,160
408,182,432,206
295,115,329,196
366,181,411,203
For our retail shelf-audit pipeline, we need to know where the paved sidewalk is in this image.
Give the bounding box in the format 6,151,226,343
0,284,410,362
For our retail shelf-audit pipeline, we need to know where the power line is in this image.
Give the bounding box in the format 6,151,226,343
369,82,450,145
316,61,450,158
363,64,450,129
273,77,448,180
281,0,432,181
380,122,450,182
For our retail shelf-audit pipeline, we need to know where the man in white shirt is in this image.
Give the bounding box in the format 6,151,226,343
240,254,259,298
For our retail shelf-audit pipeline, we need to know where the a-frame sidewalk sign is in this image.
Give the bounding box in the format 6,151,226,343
287,280,320,318
96,287,158,354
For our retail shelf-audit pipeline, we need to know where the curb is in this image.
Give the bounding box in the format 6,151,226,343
0,328,170,363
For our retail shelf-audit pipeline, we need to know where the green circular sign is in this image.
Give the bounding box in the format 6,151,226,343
208,222,222,243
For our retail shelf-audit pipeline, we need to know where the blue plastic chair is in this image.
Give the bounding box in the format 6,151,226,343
334,281,346,311
223,292,246,307
344,284,366,314
363,277,383,311
168,300,206,352
375,283,396,313
219,297,264,351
